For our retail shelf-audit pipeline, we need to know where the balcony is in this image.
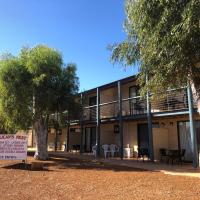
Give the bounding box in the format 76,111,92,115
82,87,192,122
151,88,188,113
83,105,97,121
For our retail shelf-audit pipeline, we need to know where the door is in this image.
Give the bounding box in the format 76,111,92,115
90,127,96,148
137,124,149,149
89,96,97,120
84,127,96,152
129,86,138,115
178,121,200,162
85,128,91,152
178,122,192,161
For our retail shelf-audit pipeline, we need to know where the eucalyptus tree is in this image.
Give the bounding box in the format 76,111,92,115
111,0,200,111
0,45,79,160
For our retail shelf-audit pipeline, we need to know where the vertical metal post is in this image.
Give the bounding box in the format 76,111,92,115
146,73,154,162
66,123,70,152
118,81,124,160
96,87,101,156
80,93,84,154
187,85,199,168
146,91,154,162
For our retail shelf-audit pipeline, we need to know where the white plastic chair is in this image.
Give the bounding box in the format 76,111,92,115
92,145,97,158
110,144,119,157
102,144,110,158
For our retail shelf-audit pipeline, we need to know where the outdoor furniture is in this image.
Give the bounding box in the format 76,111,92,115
73,145,80,152
102,144,110,158
159,148,168,162
159,149,186,164
137,148,149,162
92,145,97,158
167,149,185,165
179,149,186,164
110,144,119,157
167,150,180,164
124,147,132,158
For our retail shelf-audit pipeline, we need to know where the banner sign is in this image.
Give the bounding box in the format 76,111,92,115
0,135,28,160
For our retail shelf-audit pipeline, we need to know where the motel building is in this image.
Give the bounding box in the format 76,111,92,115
27,75,200,167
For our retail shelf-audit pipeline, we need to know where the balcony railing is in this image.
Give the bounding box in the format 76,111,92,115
100,100,118,119
122,96,147,116
82,87,192,121
151,88,188,113
83,105,97,121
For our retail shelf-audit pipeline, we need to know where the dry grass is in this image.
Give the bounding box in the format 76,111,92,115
0,154,200,200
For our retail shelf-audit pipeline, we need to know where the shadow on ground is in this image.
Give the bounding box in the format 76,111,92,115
48,154,150,172
0,152,151,173
2,163,53,171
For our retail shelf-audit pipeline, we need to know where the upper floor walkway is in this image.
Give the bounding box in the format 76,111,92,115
80,75,195,122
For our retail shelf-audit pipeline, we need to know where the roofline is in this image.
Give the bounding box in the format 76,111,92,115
80,74,138,95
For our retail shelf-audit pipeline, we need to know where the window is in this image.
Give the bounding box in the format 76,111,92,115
129,86,138,115
70,128,80,133
114,125,119,134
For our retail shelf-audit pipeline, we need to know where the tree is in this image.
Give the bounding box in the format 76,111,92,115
0,45,79,160
49,64,80,151
110,0,200,111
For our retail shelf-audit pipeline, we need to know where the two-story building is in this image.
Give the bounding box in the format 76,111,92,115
28,75,200,166
66,75,200,164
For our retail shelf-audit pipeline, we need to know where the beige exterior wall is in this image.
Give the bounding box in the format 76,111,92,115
100,87,117,103
98,115,200,160
17,129,34,147
100,88,118,119
100,123,117,145
153,127,169,160
68,126,81,150
47,128,56,151
121,81,137,99
123,122,138,156
47,128,67,151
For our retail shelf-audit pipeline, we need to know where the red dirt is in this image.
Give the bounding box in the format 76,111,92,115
0,155,200,200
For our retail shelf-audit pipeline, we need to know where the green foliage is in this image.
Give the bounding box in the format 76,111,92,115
0,58,32,131
111,0,200,95
0,45,79,132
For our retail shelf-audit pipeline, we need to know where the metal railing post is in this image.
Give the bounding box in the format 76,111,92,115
118,81,124,160
96,87,101,156
80,93,84,154
146,91,154,162
187,85,199,168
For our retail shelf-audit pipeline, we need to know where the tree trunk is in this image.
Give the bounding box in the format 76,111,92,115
191,63,200,113
34,117,48,160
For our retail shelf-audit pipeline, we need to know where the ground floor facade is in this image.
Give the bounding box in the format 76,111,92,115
25,114,200,163
67,115,200,162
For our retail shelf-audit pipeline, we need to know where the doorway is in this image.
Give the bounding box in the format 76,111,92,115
137,124,149,149
178,121,200,162
84,127,96,152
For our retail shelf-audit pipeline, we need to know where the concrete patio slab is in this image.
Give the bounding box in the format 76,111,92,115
49,152,200,178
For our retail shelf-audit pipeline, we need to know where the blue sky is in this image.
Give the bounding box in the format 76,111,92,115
0,0,138,91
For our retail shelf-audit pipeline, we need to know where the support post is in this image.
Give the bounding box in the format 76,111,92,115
187,85,199,168
146,73,154,162
66,123,70,152
96,87,101,156
118,81,124,160
80,93,84,154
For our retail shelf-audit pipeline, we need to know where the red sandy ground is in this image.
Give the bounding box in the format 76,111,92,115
0,155,200,200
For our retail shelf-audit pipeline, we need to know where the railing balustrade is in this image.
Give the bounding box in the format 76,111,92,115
151,88,188,113
82,87,193,121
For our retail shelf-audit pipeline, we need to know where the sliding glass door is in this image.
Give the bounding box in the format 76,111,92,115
178,121,200,162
